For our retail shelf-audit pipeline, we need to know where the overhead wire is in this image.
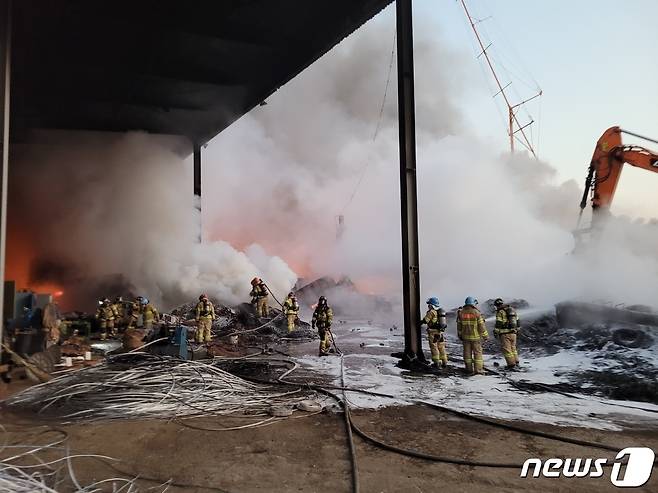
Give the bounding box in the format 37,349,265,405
340,26,397,215
455,0,510,141
458,0,542,157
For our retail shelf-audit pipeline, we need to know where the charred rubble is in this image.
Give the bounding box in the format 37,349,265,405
504,302,658,404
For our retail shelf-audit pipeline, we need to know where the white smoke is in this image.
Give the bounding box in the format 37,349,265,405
10,132,297,310
9,11,658,314
202,14,658,310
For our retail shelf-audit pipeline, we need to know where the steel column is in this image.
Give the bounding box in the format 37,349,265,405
396,0,425,363
193,141,201,243
0,0,11,357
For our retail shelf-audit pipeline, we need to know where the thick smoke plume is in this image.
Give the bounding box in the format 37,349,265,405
8,12,658,313
204,14,658,310
9,132,296,311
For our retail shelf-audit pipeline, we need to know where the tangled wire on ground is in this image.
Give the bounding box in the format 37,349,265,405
4,353,315,423
0,427,173,493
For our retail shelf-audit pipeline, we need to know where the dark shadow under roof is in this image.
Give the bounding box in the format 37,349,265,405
11,0,393,144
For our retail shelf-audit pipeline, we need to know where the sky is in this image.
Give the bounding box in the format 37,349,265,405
203,0,658,219
418,0,658,218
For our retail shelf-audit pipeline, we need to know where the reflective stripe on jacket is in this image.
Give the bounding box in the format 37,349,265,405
423,307,447,331
196,301,216,320
96,305,116,321
494,306,519,334
113,303,126,318
495,308,509,332
250,284,268,299
312,306,333,328
143,304,159,323
283,297,299,315
457,305,488,341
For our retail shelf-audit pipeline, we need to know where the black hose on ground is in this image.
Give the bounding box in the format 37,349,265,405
329,330,343,355
263,356,640,455
308,381,360,493
220,354,657,474
223,312,284,337
339,354,359,493
349,419,523,468
333,356,524,469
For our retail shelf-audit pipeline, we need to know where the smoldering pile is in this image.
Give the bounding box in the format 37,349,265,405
490,302,658,404
295,276,393,318
169,297,316,342
4,354,317,422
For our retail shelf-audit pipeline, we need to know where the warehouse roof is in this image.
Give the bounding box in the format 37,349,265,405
11,0,392,143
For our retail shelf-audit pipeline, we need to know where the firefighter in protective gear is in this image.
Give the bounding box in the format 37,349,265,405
420,297,448,369
457,296,488,375
140,297,159,331
250,278,269,318
312,296,333,356
128,296,144,329
42,301,62,346
283,292,300,333
493,298,520,369
113,296,127,331
195,294,216,343
96,298,118,340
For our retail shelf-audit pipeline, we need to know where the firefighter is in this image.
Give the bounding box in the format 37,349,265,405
312,296,333,357
493,298,520,369
195,294,216,344
283,292,300,333
420,297,448,369
128,296,144,329
250,277,269,318
456,296,488,375
95,298,117,340
113,296,127,331
141,297,159,331
41,301,62,346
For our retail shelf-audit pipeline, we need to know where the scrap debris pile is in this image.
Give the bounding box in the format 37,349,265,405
518,317,658,403
5,354,317,423
295,276,393,317
170,299,316,341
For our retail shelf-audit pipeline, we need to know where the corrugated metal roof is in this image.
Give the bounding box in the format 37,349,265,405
11,0,393,143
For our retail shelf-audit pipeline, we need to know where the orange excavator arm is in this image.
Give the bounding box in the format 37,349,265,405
579,126,658,216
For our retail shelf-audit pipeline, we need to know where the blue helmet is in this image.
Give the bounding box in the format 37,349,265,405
426,297,440,308
464,296,477,306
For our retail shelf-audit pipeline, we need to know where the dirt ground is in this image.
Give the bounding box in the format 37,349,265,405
2,402,657,493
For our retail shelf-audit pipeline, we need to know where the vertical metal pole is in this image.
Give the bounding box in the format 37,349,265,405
509,108,514,153
193,142,201,243
396,0,425,363
0,0,11,355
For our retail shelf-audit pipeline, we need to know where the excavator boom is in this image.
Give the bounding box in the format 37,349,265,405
579,126,658,217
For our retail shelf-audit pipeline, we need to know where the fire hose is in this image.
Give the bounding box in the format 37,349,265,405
257,355,648,456
263,284,285,310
